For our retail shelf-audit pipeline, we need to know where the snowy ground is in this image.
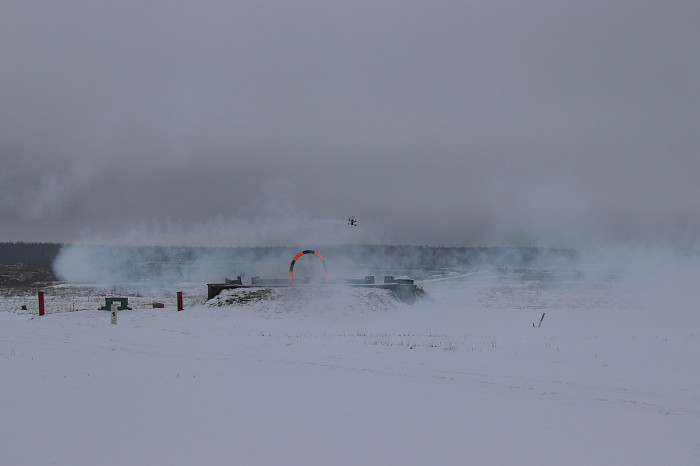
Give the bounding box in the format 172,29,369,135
1,263,699,465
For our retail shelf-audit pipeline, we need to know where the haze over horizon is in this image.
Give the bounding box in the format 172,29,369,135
2,1,699,248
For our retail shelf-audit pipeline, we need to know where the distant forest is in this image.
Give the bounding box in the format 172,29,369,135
0,242,63,267
0,242,577,269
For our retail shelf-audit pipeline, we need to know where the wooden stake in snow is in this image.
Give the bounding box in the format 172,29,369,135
177,291,183,311
111,302,118,325
533,312,545,328
38,291,45,316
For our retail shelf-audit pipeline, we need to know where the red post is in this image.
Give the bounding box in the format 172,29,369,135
38,291,45,316
177,291,183,311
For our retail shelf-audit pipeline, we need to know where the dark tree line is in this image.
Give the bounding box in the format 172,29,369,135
0,242,577,270
0,242,63,267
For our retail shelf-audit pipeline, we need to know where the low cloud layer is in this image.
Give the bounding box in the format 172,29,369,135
2,1,698,248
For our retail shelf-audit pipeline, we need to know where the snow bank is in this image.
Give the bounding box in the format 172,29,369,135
207,285,401,316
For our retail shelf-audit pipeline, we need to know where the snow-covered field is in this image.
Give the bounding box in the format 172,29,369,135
2,260,699,465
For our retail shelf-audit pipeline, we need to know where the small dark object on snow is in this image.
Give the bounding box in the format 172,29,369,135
533,312,546,328
99,297,131,311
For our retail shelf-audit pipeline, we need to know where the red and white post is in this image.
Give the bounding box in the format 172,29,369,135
38,291,45,316
177,291,183,311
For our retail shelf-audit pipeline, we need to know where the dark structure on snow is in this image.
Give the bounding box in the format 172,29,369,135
207,249,420,303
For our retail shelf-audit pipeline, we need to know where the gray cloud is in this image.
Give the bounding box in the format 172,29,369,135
1,0,699,247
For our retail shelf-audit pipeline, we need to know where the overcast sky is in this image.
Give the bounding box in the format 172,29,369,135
1,0,699,247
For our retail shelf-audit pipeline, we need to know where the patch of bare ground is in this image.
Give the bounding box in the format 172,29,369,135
0,264,58,288
213,288,274,306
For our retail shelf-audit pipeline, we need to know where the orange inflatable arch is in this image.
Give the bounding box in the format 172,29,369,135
289,250,327,284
